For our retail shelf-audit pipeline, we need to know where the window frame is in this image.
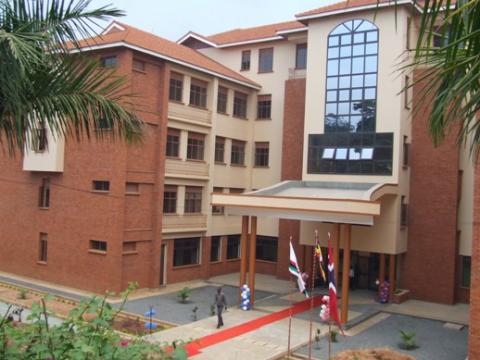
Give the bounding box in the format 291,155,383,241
39,178,50,208
212,187,225,215
241,50,251,71
295,43,308,70
92,180,110,192
231,140,246,166
184,186,202,214
210,236,222,262
214,137,225,163
254,142,269,167
217,86,228,114
400,196,408,228
101,56,118,68
258,47,274,73
256,236,278,263
226,235,241,260
169,72,184,102
233,91,248,118
257,94,272,120
166,128,180,158
38,233,48,263
132,58,146,72
34,126,48,153
163,185,178,214
89,240,107,253
173,237,200,267
186,132,205,161
189,78,208,108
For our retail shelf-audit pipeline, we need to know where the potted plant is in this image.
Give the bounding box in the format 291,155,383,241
329,330,338,343
392,289,411,304
399,330,418,350
177,287,191,303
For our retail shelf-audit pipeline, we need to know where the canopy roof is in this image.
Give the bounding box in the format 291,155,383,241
211,181,397,225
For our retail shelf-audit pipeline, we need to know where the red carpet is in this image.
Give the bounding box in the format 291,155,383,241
184,295,325,357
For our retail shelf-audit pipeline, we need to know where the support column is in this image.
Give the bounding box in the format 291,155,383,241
333,224,340,283
239,216,249,300
389,254,396,302
379,253,386,297
341,224,351,324
249,216,258,306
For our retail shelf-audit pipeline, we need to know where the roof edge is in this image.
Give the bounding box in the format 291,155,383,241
70,41,261,90
177,31,218,48
295,0,413,21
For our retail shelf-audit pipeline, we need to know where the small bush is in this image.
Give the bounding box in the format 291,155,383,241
399,330,418,350
330,330,338,343
177,287,190,303
17,288,27,300
210,304,216,316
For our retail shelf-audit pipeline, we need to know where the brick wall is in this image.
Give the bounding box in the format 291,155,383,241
469,162,480,358
401,69,460,304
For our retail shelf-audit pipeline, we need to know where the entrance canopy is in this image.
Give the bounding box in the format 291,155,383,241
211,181,397,226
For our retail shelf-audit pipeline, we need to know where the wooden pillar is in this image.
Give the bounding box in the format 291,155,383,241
239,216,249,299
341,224,351,324
249,216,258,306
332,223,340,283
389,254,396,302
379,253,386,297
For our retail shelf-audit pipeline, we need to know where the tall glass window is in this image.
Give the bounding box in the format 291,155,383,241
325,20,378,133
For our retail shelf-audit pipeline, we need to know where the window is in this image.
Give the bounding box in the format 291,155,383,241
169,72,183,102
215,137,225,163
166,128,180,157
90,240,107,252
173,238,200,266
226,235,240,260
92,180,110,192
241,50,251,71
433,26,449,48
258,48,274,73
217,86,228,113
187,132,205,160
126,182,139,194
38,233,48,262
34,126,47,152
325,19,378,134
212,187,224,215
255,142,269,167
233,91,248,118
39,178,50,208
229,188,244,194
133,59,146,72
163,185,177,214
401,196,408,227
184,186,202,213
256,236,278,262
210,236,222,262
101,56,117,67
257,95,271,119
231,140,246,165
404,75,410,109
403,136,409,167
190,78,208,108
123,242,137,253
462,256,471,288
296,43,307,69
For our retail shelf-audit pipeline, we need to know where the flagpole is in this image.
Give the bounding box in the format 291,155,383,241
287,236,294,359
328,319,332,360
308,230,319,359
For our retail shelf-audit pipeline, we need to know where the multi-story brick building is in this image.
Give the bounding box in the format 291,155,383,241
0,0,475,341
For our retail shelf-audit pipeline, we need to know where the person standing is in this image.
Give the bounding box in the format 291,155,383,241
214,286,227,329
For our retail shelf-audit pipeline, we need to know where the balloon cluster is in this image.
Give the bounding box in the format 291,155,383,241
319,295,330,322
240,284,251,311
379,281,390,303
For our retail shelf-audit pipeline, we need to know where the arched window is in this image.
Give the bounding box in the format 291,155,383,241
325,20,378,133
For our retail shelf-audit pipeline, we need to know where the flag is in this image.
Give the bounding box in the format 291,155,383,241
327,234,343,332
315,235,327,283
289,241,308,298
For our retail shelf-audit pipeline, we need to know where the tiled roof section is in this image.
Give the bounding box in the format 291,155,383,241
206,20,306,45
74,22,259,88
296,0,405,18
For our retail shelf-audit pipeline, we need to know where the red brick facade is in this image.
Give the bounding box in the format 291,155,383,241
469,162,480,358
400,70,460,304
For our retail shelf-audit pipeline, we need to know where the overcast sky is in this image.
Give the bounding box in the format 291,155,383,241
91,0,338,41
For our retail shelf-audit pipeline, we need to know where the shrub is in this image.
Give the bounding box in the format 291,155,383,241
17,288,27,300
177,287,190,303
399,330,418,350
0,282,187,359
330,330,338,343
210,304,216,316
